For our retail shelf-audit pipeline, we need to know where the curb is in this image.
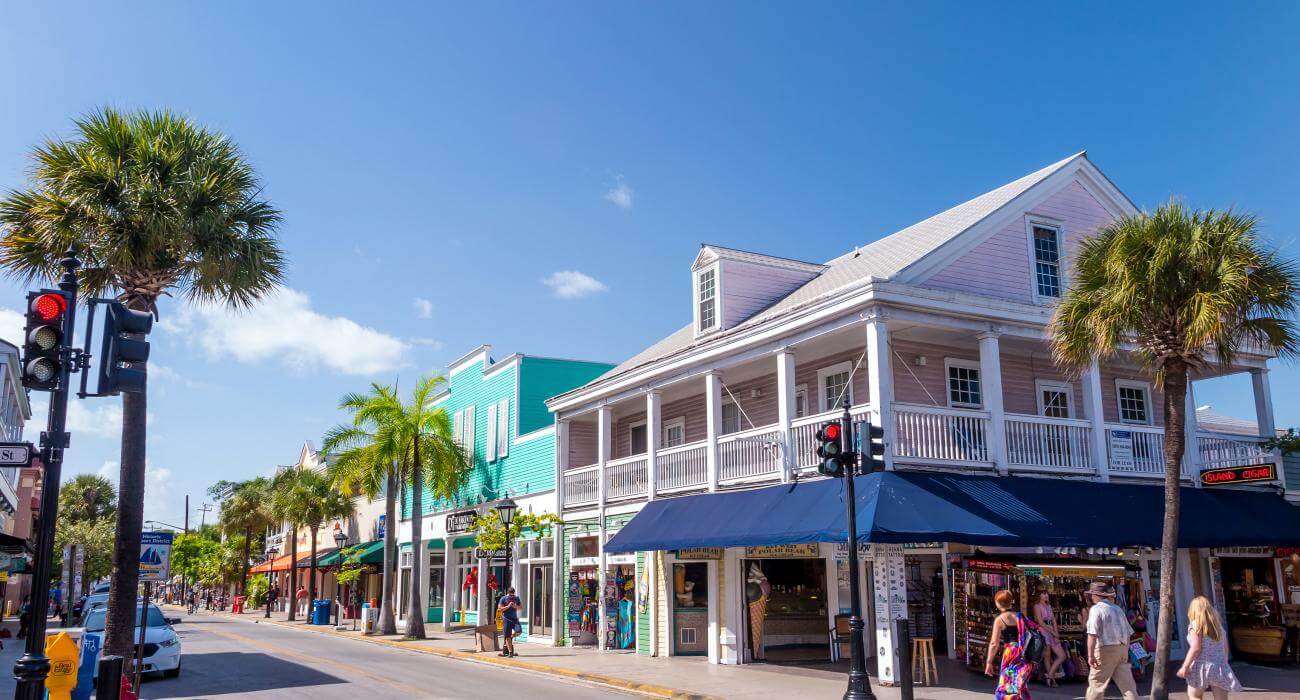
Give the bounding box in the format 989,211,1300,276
176,607,717,699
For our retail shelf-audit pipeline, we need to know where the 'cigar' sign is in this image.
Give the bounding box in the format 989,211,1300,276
1200,463,1277,486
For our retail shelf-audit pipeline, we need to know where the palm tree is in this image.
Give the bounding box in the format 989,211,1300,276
321,384,407,636
0,108,284,655
1051,202,1300,700
271,467,354,619
270,469,307,621
219,477,274,597
57,473,117,524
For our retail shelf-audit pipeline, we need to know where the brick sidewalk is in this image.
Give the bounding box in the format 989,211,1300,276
174,606,1300,699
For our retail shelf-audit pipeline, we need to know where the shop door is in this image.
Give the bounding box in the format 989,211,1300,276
530,564,553,637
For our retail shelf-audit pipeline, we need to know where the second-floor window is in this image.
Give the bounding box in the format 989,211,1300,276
697,268,718,333
721,398,741,434
1032,224,1062,299
630,421,648,454
818,362,852,412
663,417,685,448
946,359,982,408
1037,381,1073,418
1116,381,1151,425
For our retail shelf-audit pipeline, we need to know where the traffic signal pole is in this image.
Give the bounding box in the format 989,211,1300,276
13,248,80,700
839,398,874,700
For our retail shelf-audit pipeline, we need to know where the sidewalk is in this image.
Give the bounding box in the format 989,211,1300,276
177,606,1300,699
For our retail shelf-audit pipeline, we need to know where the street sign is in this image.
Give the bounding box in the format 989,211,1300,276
139,531,173,582
0,442,32,466
1201,463,1277,486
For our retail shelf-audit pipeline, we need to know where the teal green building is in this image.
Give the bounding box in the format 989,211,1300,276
397,345,612,639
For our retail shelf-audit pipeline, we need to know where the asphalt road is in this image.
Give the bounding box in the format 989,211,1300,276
137,614,627,699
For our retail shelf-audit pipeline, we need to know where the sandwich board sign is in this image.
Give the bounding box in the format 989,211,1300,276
139,532,173,583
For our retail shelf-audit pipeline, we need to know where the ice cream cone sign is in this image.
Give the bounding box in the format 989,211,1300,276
45,631,79,699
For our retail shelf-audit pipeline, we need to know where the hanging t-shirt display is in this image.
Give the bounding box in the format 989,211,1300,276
568,569,599,645
604,565,636,649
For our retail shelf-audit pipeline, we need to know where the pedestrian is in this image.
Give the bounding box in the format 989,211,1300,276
1177,596,1242,699
17,595,30,639
205,590,213,610
270,585,281,612
296,584,309,617
1084,580,1138,700
1031,589,1068,687
985,589,1034,699
497,586,523,658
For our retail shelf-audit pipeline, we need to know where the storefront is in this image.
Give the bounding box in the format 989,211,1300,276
741,544,827,662
1209,546,1291,660
669,549,719,657
566,533,602,646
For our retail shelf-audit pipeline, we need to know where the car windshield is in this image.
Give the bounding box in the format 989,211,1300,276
82,607,167,632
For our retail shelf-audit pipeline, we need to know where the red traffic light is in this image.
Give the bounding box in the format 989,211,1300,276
31,293,67,321
821,422,841,441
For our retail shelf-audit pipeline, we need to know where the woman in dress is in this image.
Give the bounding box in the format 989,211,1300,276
1031,590,1068,686
1177,596,1243,699
985,589,1034,700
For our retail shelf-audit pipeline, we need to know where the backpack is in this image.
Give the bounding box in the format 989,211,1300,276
1018,614,1048,665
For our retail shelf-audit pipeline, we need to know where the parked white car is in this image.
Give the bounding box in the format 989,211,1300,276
79,605,182,679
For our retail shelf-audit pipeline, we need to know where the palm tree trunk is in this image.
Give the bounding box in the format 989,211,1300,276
241,526,251,596
104,386,147,658
407,441,426,639
1151,361,1188,700
378,470,397,635
287,527,299,621
309,528,319,601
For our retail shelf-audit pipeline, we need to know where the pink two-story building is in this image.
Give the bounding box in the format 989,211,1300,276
545,153,1292,672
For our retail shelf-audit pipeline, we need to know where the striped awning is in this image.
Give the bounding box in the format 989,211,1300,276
249,551,311,574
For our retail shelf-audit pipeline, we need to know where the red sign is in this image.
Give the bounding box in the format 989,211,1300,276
1200,463,1277,486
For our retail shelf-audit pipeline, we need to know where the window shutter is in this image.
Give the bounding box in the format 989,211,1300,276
453,410,464,448
497,399,510,458
465,405,476,463
486,404,498,462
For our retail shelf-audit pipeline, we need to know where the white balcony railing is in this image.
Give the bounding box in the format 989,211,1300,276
791,404,873,471
606,454,649,500
718,424,783,482
1005,414,1093,472
1104,425,1168,477
563,464,600,506
1197,432,1273,471
657,440,709,493
893,403,992,466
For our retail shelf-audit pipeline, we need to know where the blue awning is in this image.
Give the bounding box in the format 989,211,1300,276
604,471,1300,553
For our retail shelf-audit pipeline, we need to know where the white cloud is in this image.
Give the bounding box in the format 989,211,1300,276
0,307,23,348
603,176,633,209
96,461,117,480
29,395,124,439
409,337,446,350
412,298,433,319
165,286,408,375
541,271,609,299
94,459,172,524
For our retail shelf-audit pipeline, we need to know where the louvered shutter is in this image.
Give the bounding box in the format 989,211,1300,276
497,399,510,458
486,404,498,462
453,410,464,448
465,404,476,463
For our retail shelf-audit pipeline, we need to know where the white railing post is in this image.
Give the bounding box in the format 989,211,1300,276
865,310,895,470
977,330,1008,475
1082,360,1110,482
705,371,721,492
776,347,797,481
1184,388,1200,485
1252,368,1276,438
597,406,612,507
646,391,661,499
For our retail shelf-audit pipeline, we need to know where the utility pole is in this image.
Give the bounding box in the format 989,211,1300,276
13,248,80,700
197,502,212,531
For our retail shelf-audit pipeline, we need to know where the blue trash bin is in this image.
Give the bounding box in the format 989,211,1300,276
312,599,331,625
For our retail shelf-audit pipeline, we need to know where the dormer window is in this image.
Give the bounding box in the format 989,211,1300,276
1031,223,1062,300
696,267,718,333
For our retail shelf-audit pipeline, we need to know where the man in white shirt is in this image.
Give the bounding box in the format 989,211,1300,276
1085,580,1138,700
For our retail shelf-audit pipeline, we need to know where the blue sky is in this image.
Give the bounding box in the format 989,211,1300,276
1,2,1298,527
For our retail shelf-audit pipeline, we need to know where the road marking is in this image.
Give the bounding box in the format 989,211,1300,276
205,624,434,697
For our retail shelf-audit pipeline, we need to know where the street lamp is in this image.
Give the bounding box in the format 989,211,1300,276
333,526,348,627
496,497,518,597
264,546,279,619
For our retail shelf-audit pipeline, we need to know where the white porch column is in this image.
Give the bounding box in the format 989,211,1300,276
1082,360,1110,482
865,312,895,470
597,518,608,651
705,371,721,492
556,418,570,508
442,537,455,632
646,391,661,498
977,330,1008,475
1252,368,1276,437
1184,385,1200,485
776,348,797,481
597,407,612,509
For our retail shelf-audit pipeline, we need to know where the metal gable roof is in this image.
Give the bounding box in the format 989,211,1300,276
584,152,1089,387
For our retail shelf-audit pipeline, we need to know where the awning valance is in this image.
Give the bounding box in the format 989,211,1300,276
604,471,1300,553
317,540,385,568
296,547,338,569
249,551,312,574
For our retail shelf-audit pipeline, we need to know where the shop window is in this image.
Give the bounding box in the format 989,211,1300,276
572,535,599,559
946,359,982,408
671,561,708,654
1117,381,1151,425
428,552,444,608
